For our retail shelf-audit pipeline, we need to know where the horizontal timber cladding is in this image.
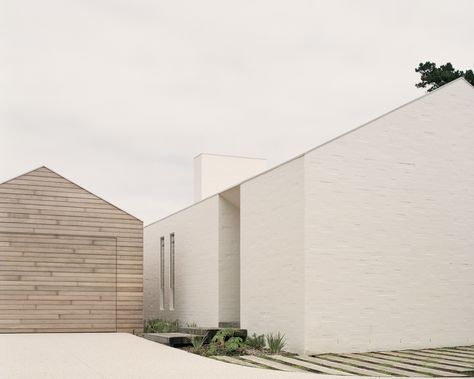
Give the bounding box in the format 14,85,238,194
0,166,143,333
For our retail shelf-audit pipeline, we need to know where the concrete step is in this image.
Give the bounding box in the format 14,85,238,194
144,332,196,347
178,327,247,343
178,327,218,336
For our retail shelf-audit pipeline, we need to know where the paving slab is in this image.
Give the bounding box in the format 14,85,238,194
241,355,307,372
272,355,352,375
298,355,390,376
322,355,430,377
379,351,474,368
435,348,474,357
421,349,474,360
340,353,458,376
410,350,474,363
452,347,474,354
369,352,471,372
211,355,262,368
455,347,474,352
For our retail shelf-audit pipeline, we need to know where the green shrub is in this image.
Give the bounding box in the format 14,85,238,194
144,319,179,333
210,328,235,347
266,332,286,354
205,329,244,356
224,336,243,353
245,333,266,349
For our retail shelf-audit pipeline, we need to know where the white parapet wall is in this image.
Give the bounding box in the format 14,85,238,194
194,154,266,202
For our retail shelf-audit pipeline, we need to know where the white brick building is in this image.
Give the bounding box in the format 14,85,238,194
144,78,474,354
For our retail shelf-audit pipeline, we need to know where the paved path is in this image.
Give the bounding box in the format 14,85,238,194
212,347,474,377
0,333,337,379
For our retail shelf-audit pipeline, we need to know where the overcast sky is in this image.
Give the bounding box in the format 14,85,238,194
1,0,473,224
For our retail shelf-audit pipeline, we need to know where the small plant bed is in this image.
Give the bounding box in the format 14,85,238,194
143,322,474,376
182,330,291,358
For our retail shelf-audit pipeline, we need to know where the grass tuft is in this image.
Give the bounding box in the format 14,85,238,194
266,332,286,354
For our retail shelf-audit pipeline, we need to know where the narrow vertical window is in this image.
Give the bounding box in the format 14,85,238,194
159,237,165,310
169,233,175,310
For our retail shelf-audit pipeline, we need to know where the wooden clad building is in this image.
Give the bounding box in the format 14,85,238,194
0,167,143,333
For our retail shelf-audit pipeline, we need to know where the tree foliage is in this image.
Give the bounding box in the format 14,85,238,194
415,61,474,92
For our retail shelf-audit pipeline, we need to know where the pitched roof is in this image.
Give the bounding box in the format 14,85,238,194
0,166,142,222
146,77,474,227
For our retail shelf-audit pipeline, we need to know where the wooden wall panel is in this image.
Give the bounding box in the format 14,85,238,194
0,167,143,333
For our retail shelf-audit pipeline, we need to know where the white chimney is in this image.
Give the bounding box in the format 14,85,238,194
194,153,267,202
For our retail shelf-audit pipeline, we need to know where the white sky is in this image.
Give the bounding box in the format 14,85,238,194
1,0,473,224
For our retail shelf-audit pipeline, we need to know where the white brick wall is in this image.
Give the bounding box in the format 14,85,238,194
240,157,305,353
144,79,474,355
303,79,474,353
144,196,220,326
144,194,242,327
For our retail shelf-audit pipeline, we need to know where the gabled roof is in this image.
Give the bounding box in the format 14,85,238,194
0,166,142,222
